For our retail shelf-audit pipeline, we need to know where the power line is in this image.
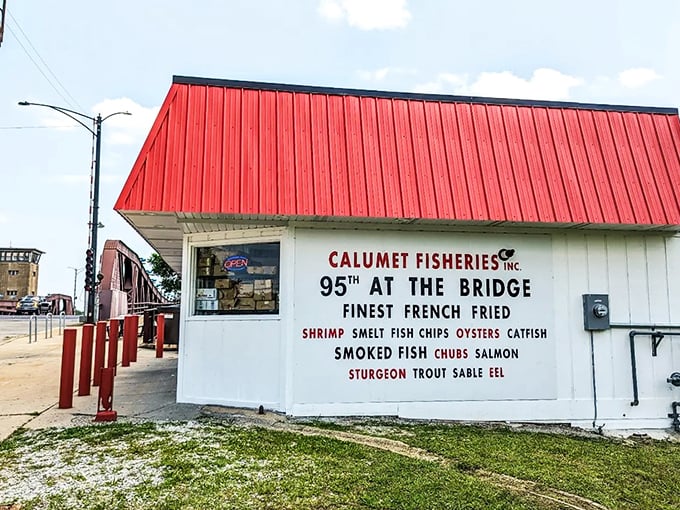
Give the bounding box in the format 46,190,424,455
0,125,76,129
6,12,82,110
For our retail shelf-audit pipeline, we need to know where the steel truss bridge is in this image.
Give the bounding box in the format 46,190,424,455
98,240,171,320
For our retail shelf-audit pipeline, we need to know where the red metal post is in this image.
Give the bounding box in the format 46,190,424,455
92,321,107,386
94,367,117,422
156,313,165,358
108,318,119,375
130,314,139,363
59,328,77,408
77,324,94,396
122,316,131,367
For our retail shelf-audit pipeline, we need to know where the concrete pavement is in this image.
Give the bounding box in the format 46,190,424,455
0,324,201,441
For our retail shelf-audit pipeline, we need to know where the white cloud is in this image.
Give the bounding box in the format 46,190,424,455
413,68,584,101
618,68,661,89
318,0,411,30
357,67,416,82
91,98,160,146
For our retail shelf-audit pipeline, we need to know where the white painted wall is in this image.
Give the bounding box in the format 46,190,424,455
176,228,288,411
176,224,680,430
288,227,680,430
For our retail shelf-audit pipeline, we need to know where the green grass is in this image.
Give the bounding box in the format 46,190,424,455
0,419,678,509
320,420,680,510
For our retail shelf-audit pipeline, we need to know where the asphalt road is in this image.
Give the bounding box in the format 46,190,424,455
0,315,82,343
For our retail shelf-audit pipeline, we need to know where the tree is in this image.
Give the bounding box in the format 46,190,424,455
144,253,181,301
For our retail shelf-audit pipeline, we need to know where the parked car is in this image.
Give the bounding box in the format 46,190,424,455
15,295,52,315
15,296,40,315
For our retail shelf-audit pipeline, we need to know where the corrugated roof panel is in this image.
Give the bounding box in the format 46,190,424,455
344,95,369,217
277,92,296,215
259,91,279,216
164,85,186,212
221,88,242,214
360,97,387,218
608,112,652,224
375,99,404,218
439,104,472,220
630,113,680,224
455,103,489,220
575,110,618,223
500,106,539,222
471,104,506,221
202,85,223,213
293,93,314,216
182,85,206,212
515,106,555,222
533,107,572,222
545,108,588,223
115,77,680,230
560,109,604,224
327,94,351,216
423,102,455,219
592,110,637,223
409,101,438,219
393,99,420,218
486,105,523,222
240,89,259,214
309,94,331,215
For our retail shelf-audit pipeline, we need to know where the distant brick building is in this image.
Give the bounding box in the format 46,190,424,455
0,248,43,300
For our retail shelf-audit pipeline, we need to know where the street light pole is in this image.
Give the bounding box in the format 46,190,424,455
18,101,131,324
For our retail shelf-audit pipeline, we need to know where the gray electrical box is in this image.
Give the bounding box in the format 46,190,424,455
582,294,610,331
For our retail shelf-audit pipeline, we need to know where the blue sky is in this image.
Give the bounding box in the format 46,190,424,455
1,0,679,301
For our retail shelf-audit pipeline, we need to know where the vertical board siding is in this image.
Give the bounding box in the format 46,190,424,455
115,82,680,229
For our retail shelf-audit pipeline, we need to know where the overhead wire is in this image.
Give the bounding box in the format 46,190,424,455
6,11,83,111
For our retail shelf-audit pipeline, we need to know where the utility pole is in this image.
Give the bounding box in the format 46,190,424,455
68,266,82,312
19,101,130,323
0,0,7,47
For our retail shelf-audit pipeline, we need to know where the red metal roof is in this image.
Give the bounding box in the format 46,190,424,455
115,76,680,228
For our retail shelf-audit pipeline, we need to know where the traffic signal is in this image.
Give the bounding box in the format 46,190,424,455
84,248,94,292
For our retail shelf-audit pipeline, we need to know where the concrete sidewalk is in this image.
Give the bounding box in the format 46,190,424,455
0,327,201,441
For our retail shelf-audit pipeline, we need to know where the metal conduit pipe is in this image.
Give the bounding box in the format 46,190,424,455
669,402,680,433
628,330,680,406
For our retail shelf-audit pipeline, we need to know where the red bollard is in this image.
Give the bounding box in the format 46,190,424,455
77,324,94,396
92,321,107,387
108,318,119,375
94,367,117,422
122,316,131,367
130,315,139,363
59,328,77,408
156,313,165,358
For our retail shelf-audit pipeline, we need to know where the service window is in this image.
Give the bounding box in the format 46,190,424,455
194,242,280,315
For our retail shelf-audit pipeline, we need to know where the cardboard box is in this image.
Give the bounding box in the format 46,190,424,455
253,289,273,301
218,288,237,300
256,300,277,311
219,299,237,310
254,279,273,290
237,282,255,297
215,278,234,289
196,288,217,300
196,299,218,311
236,297,256,308
247,266,277,275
